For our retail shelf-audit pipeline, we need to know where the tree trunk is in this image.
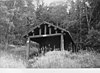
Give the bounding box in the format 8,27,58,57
85,6,90,33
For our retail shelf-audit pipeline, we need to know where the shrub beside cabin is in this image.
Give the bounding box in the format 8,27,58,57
24,21,76,57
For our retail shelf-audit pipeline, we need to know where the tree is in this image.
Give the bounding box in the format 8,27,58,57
0,3,15,50
65,0,100,51
0,0,36,49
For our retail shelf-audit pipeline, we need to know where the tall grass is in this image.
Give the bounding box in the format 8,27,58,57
32,50,100,68
0,43,100,68
0,50,27,68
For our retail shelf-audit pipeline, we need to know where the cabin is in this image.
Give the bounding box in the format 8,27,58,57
24,21,76,54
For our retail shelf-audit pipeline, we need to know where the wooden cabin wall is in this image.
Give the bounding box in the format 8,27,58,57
64,33,73,51
64,32,76,52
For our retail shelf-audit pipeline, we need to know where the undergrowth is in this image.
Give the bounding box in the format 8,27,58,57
0,50,27,68
32,50,100,68
0,45,100,68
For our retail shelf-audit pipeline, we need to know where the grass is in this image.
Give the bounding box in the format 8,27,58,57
0,44,100,68
0,50,27,68
31,50,100,68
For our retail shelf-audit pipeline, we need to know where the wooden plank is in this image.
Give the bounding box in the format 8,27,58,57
61,34,64,51
29,33,61,38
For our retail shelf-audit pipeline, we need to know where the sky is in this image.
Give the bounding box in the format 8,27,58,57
33,0,77,6
43,0,66,6
43,0,71,13
32,0,77,12
43,0,77,6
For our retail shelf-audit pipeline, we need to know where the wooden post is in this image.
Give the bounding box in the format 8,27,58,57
33,30,34,36
55,28,57,34
54,45,55,51
44,25,46,35
39,28,41,35
26,37,30,60
55,30,57,34
49,27,51,34
61,32,64,51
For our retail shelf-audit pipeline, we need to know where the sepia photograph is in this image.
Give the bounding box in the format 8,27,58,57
0,0,100,69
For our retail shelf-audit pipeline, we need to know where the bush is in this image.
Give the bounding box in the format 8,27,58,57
32,50,100,68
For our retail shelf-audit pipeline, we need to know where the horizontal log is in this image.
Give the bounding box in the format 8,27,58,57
29,33,62,38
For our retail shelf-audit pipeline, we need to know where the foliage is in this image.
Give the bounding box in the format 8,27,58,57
64,0,100,50
0,0,36,46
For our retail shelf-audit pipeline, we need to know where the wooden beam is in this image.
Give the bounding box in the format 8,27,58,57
44,25,46,35
54,27,57,34
30,33,61,38
26,37,30,60
54,45,55,51
61,34,64,51
55,29,57,34
49,27,51,34
38,26,40,28
39,28,41,35
48,24,51,27
33,30,34,36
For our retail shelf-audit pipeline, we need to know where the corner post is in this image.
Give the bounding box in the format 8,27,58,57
26,37,30,60
61,31,64,51
49,26,51,34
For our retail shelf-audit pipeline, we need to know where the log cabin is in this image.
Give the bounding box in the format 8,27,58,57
24,21,76,59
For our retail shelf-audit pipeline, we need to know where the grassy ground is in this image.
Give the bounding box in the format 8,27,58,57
31,50,100,68
0,45,100,68
0,50,27,68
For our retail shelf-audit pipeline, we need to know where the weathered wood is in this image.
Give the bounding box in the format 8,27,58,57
26,37,30,60
33,30,34,36
29,33,61,38
48,24,51,27
44,25,46,35
54,27,57,34
54,45,55,50
61,33,64,51
24,21,68,36
49,27,51,34
39,28,41,35
55,30,57,34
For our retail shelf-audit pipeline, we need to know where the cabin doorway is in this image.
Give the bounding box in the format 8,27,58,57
30,35,61,53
